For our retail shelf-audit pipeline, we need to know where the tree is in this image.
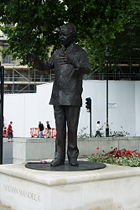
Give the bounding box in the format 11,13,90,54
0,0,131,69
87,0,140,73
109,0,140,63
0,0,66,63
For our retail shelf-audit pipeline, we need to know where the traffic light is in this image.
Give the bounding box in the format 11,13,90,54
85,97,91,112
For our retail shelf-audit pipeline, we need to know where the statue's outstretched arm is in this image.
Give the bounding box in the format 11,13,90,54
27,53,54,71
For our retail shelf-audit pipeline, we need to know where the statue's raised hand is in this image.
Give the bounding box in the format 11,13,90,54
26,53,38,64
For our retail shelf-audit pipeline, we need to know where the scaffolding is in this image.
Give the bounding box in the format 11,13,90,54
85,59,140,81
3,61,140,94
3,65,54,94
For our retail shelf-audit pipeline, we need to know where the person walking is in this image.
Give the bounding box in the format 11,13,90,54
46,121,51,138
7,121,13,141
95,121,103,137
38,121,44,138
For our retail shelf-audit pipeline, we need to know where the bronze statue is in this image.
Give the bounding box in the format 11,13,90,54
30,23,90,166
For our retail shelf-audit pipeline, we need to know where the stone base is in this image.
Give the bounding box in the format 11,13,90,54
0,163,140,210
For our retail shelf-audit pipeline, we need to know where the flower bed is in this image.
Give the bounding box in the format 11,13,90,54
86,147,140,167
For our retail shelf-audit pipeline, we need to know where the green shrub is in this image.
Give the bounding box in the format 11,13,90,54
86,147,140,167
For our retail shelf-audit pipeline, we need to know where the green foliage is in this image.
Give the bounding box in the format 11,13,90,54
87,147,140,167
0,0,138,70
0,0,66,63
110,126,130,137
78,127,90,139
108,0,140,64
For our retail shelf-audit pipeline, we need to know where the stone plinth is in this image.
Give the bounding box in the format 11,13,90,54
3,139,13,164
13,138,55,163
0,163,140,210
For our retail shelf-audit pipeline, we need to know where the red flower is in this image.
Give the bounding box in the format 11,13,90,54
120,154,125,157
127,154,132,156
126,150,133,153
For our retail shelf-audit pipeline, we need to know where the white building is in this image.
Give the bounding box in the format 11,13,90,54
4,80,140,137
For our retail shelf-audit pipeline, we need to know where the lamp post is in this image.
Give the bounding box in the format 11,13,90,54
105,48,110,137
0,62,4,164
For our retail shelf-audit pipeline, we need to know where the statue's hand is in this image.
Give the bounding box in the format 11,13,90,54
58,51,75,66
57,49,78,67
26,53,38,63
57,53,68,65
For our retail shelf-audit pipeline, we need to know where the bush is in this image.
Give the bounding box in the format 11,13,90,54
86,147,140,167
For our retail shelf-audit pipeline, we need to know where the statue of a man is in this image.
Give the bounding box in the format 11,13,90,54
31,23,90,166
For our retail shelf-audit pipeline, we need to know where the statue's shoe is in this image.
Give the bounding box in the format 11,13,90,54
50,159,65,167
69,159,79,166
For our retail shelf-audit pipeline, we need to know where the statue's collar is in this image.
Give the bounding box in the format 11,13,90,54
61,42,75,53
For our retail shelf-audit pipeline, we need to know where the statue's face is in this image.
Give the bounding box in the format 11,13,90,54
59,26,74,47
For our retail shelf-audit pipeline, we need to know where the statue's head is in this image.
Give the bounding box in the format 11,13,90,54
59,23,77,47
